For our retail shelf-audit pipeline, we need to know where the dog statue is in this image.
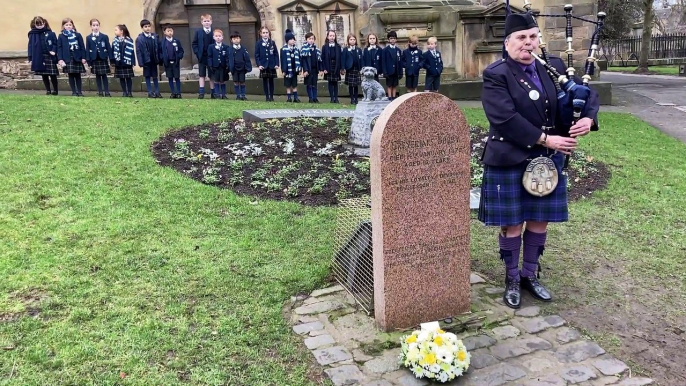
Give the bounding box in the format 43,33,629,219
361,67,388,102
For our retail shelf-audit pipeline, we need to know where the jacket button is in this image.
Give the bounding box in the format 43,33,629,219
527,145,532,148
492,135,496,139
499,137,503,141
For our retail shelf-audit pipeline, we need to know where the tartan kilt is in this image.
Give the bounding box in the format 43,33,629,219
90,59,111,75
114,65,135,79
63,60,86,74
34,53,59,76
324,71,341,82
344,69,361,86
478,151,568,226
259,68,277,78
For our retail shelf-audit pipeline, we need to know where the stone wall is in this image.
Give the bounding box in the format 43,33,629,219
0,58,31,89
543,1,598,67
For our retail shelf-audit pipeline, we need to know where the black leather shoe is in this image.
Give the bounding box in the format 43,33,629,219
503,277,521,309
520,275,552,302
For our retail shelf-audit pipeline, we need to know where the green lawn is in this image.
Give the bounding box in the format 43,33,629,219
0,95,684,384
606,65,680,75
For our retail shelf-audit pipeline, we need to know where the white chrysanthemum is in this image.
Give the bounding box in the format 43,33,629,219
436,347,454,364
439,372,449,383
429,364,441,374
417,330,431,343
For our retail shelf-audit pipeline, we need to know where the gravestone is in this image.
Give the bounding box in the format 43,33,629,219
370,92,471,331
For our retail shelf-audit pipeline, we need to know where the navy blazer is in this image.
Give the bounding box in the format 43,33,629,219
422,50,443,76
321,43,342,74
228,45,252,72
56,31,86,62
382,45,403,78
301,44,321,74
159,37,184,67
191,28,213,64
111,37,136,67
86,33,111,62
280,45,301,75
135,33,160,66
402,47,423,76
362,46,382,74
481,56,599,167
341,46,363,70
207,43,229,69
254,39,279,69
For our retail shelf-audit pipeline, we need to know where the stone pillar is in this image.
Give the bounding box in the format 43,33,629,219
543,0,598,70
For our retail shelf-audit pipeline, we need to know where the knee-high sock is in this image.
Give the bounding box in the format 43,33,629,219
50,75,58,92
100,75,109,93
268,78,274,97
125,78,133,94
175,78,181,94
262,78,269,97
119,78,127,95
499,234,522,281
240,83,246,97
214,83,221,96
168,78,175,94
234,83,240,96
353,86,358,98
522,230,547,278
153,77,160,93
75,74,82,93
145,77,152,93
333,82,339,98
220,83,226,96
68,74,76,93
95,75,103,93
327,82,334,99
348,86,354,100
313,84,318,100
41,75,51,92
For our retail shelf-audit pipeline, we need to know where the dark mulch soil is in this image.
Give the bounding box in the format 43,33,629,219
152,118,611,206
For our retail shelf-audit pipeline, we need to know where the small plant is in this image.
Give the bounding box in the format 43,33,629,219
217,130,234,143
352,159,370,174
285,186,299,197
170,138,192,160
335,187,351,201
199,128,210,139
314,143,335,157
202,167,221,184
335,118,350,136
282,139,296,155
218,121,229,129
331,156,347,175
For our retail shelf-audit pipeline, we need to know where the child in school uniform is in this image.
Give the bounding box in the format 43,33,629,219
228,31,251,101
341,33,363,105
362,33,382,82
159,24,184,98
321,30,342,104
191,14,215,99
28,16,59,95
112,24,136,97
300,32,321,103
382,30,403,100
280,29,301,103
422,36,443,92
254,26,279,102
136,19,162,98
403,35,422,93
57,18,87,97
86,19,112,97
207,29,229,99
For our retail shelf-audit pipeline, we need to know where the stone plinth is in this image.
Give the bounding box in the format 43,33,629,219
370,92,471,331
349,101,391,148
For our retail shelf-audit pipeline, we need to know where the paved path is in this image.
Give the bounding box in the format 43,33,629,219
287,274,654,386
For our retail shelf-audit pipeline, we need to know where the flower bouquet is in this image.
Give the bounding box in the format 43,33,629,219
399,328,470,383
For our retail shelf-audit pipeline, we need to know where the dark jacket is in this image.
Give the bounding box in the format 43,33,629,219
159,37,185,67
382,45,403,78
402,47,423,76
191,28,213,64
28,29,57,71
207,43,229,69
341,46,363,70
422,49,443,76
301,44,321,74
135,32,160,66
56,31,86,62
112,37,136,67
228,44,253,72
362,46,382,74
86,33,112,63
321,42,342,74
480,56,599,167
254,38,279,69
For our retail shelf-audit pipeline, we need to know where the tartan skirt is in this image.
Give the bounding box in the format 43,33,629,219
90,59,111,75
114,65,135,79
478,151,568,226
63,60,86,74
35,53,59,76
344,69,361,86
259,68,277,78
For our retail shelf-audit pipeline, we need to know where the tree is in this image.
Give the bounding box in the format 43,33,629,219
598,0,642,41
638,0,656,71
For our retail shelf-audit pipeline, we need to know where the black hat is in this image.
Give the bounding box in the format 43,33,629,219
284,29,295,43
504,13,537,36
230,31,241,39
387,31,397,39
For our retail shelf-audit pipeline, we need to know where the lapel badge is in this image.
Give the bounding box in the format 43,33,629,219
529,90,540,101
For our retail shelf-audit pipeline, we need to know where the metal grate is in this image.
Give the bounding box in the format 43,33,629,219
332,196,374,314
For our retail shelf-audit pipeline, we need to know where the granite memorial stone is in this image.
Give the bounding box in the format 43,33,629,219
370,92,471,331
349,100,391,148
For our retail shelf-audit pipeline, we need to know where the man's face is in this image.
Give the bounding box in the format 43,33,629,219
505,27,539,64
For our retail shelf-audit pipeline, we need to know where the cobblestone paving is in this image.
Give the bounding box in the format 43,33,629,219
285,273,654,386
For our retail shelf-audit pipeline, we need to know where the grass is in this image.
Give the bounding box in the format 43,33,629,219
606,65,680,75
0,94,685,384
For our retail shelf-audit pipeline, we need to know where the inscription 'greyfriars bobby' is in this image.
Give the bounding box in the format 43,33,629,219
370,92,471,331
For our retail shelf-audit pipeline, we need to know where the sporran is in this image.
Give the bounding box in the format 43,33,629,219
522,156,558,197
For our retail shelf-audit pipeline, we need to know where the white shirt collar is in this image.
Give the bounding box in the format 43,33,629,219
166,37,173,42
144,33,152,38
233,44,241,49
204,28,211,33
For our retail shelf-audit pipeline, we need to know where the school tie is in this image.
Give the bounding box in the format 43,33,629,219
525,64,543,91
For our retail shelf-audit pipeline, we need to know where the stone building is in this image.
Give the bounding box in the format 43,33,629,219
1,0,600,80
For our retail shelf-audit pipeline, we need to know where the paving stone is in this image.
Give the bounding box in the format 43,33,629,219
464,334,498,351
310,329,329,337
304,334,336,349
491,325,521,340
295,300,345,315
324,364,367,386
303,294,342,306
485,287,505,294
489,337,552,360
396,374,429,386
363,348,401,374
591,376,622,385
361,381,394,386
518,355,557,373
469,363,527,386
293,321,324,335
556,327,582,344
381,369,407,381
352,348,374,362
297,315,319,323
555,341,606,363
615,378,654,385
592,357,629,376
518,374,567,386
519,315,566,334
560,365,598,384
471,273,487,284
312,346,353,365
310,285,344,298
471,351,500,370
332,313,379,344
515,306,540,317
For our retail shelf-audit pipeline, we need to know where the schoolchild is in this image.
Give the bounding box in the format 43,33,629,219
57,18,87,97
27,16,59,95
135,19,162,98
321,30,342,103
382,30,403,100
300,32,321,103
280,29,301,103
403,35,422,93
422,36,443,92
191,14,215,98
112,24,136,97
228,31,252,101
341,33,363,104
254,26,279,101
207,29,229,99
159,24,184,98
86,19,112,97
362,33,382,81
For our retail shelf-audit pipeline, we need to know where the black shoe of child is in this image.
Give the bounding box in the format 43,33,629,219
170,94,175,99
287,98,292,103
314,98,319,103
334,98,339,103
241,96,247,101
98,92,104,97
51,91,58,96
236,95,241,100
104,92,111,97
294,98,301,103
221,95,228,100
156,93,162,98
72,92,78,97
128,93,133,97
78,93,85,97
308,98,313,103
46,91,52,95
211,93,217,99
198,94,204,99
177,94,182,99
148,92,155,98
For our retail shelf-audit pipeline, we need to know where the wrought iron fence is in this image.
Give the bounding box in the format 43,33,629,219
602,33,686,66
